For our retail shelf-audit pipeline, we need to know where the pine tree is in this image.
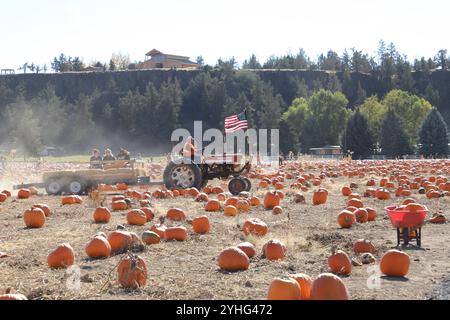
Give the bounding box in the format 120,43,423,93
380,110,413,158
343,111,374,159
419,108,449,158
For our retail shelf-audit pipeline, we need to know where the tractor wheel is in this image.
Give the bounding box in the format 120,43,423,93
45,178,64,196
242,178,252,192
163,159,203,190
65,177,87,195
229,178,247,196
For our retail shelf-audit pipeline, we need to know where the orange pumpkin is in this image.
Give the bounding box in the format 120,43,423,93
263,240,286,261
107,230,133,253
149,224,167,239
112,200,128,211
337,210,356,228
47,243,75,269
117,254,147,289
312,189,328,205
17,189,31,199
166,208,187,221
195,192,209,202
165,226,188,241
140,207,155,222
23,207,45,229
205,199,221,212
224,205,238,217
376,188,390,200
380,249,410,277
237,242,256,258
366,207,377,221
272,206,283,215
32,204,51,217
353,239,377,254
127,209,147,226
217,247,250,272
242,218,268,237
142,231,161,245
328,248,352,275
0,193,7,203
311,273,350,300
250,196,261,207
93,207,111,223
1,190,11,198
192,216,210,234
289,273,313,300
85,236,111,259
347,198,364,208
341,186,352,196
237,200,251,212
263,191,281,209
354,208,369,223
267,278,301,300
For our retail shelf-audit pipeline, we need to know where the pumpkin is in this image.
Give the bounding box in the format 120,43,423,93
140,207,155,222
142,231,161,245
328,248,352,275
380,249,410,277
354,208,369,223
18,189,31,199
353,239,377,254
259,180,269,188
85,236,111,259
263,191,281,209
267,277,301,300
250,196,261,207
237,242,256,258
237,200,251,212
402,198,416,205
93,207,111,223
217,193,226,201
312,189,328,205
224,205,238,217
112,200,128,211
225,197,239,207
107,230,133,252
116,183,128,191
32,204,51,217
272,206,283,215
47,243,75,269
189,187,200,197
149,224,167,239
192,215,210,234
195,192,209,202
166,208,187,221
62,195,82,205
242,218,268,237
289,273,313,300
205,199,221,212
263,239,286,261
117,254,147,289
405,203,425,213
341,186,352,196
165,226,188,241
1,190,11,198
0,193,7,202
217,247,250,272
366,207,377,221
212,186,224,194
337,210,356,228
23,207,45,228
311,273,350,300
112,195,126,202
429,214,447,224
376,188,390,200
127,209,147,226
0,292,28,300
347,198,364,208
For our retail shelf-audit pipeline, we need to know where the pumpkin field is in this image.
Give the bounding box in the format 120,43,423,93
0,159,449,300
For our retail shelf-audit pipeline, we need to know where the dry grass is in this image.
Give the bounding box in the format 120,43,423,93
0,162,449,300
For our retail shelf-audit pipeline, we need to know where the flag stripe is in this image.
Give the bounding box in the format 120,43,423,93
224,110,248,133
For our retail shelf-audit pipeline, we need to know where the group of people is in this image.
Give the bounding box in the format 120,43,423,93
90,148,131,169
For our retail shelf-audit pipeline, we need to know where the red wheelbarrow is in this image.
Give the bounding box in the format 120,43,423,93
385,206,428,247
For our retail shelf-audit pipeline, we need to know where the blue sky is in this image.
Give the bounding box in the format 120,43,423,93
0,0,449,71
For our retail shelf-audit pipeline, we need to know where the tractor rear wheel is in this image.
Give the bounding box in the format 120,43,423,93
163,159,203,190
229,178,247,196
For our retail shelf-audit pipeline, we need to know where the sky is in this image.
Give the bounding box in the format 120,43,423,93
0,0,449,71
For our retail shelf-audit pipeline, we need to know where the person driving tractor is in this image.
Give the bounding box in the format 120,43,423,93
183,136,196,159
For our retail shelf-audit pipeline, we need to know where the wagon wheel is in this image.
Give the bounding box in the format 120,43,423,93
65,177,87,195
45,178,64,196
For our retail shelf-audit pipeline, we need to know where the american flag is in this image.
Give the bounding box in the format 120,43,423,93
225,110,248,133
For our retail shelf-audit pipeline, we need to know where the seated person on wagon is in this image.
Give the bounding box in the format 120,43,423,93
116,148,131,161
102,149,116,161
90,149,103,169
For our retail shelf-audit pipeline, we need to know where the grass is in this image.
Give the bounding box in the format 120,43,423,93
4,155,168,164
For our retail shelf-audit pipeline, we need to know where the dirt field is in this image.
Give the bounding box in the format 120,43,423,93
0,160,449,300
